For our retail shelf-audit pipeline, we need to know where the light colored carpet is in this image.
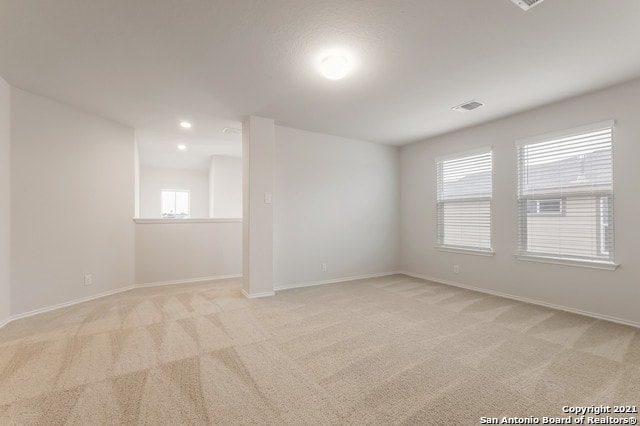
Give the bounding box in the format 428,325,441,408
0,274,638,425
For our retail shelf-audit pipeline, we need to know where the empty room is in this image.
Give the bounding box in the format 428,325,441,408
1,0,639,425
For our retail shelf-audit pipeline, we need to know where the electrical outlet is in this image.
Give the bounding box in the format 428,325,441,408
84,273,93,286
453,265,460,274
321,263,327,272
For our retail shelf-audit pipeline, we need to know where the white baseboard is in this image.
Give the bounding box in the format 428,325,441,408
400,271,640,329
2,272,402,326
240,271,402,298
0,316,12,329
1,274,243,329
274,271,403,292
6,270,636,330
8,285,136,324
240,288,276,299
136,274,242,288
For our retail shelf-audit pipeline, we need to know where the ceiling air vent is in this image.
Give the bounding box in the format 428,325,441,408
452,100,484,112
510,0,545,11
222,127,242,135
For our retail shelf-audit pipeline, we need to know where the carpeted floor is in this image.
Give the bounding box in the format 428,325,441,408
0,274,638,425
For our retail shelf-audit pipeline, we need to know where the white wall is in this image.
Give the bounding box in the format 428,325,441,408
274,126,400,288
401,78,640,325
10,88,135,316
0,77,10,323
135,222,242,284
242,116,275,296
139,166,209,218
209,155,242,218
134,138,140,218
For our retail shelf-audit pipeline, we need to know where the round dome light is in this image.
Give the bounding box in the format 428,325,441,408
320,55,350,80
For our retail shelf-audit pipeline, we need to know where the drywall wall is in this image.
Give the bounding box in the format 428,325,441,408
134,138,140,218
401,77,640,325
274,126,400,288
242,116,274,296
135,221,242,284
139,166,209,218
209,155,242,218
0,77,10,323
10,88,135,316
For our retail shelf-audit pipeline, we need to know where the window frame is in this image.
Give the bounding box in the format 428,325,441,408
160,189,191,219
435,147,494,256
515,120,617,270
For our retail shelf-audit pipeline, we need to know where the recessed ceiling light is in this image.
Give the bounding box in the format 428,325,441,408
179,121,192,129
320,55,350,80
177,144,187,151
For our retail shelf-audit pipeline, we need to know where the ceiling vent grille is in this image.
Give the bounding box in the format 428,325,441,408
452,100,484,112
222,127,242,135
510,0,545,11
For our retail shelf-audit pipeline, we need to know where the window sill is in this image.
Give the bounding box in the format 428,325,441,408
435,246,495,257
515,254,618,271
133,218,242,224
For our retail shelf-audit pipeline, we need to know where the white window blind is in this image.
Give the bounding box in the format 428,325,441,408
436,149,492,252
516,121,614,264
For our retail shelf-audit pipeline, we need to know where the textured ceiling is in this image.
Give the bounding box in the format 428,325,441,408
1,0,640,147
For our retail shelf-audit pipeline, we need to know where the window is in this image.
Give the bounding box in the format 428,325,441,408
436,149,493,253
516,121,614,265
161,190,190,218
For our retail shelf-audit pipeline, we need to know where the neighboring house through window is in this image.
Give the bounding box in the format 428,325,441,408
516,121,614,265
527,199,563,215
436,149,493,253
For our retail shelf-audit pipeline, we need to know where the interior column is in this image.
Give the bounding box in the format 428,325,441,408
241,116,275,298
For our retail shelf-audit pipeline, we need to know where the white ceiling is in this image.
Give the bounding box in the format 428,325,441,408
137,129,241,171
1,0,640,147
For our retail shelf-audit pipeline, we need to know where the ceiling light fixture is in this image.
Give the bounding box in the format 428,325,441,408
320,55,350,80
177,144,187,151
179,121,192,129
